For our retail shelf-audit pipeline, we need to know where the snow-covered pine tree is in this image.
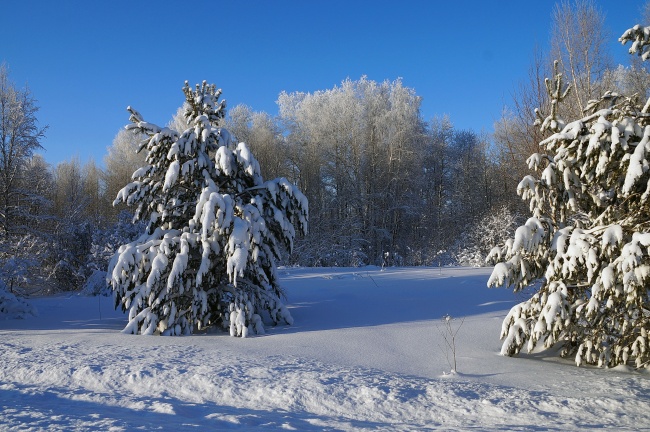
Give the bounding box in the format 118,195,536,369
487,26,650,368
108,81,308,336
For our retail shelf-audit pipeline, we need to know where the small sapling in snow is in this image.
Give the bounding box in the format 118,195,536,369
437,314,465,373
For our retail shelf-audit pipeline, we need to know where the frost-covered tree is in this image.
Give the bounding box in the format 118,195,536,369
108,81,308,336
0,64,47,235
453,207,520,267
0,234,48,296
225,107,288,181
104,128,147,222
0,66,51,296
49,158,95,291
85,211,145,296
167,103,193,134
488,26,650,367
278,77,425,265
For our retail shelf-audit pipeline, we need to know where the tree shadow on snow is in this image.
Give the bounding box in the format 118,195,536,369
270,267,521,335
0,383,390,431
0,267,522,337
0,293,127,332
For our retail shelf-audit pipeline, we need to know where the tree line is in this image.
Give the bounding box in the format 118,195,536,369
1,0,649,295
228,78,514,266
0,63,516,299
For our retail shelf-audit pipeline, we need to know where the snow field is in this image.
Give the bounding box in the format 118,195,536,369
0,267,649,431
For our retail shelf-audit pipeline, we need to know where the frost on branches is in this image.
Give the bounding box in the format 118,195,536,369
108,81,308,337
488,28,650,369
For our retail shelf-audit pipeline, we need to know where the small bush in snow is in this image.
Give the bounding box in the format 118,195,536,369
437,314,464,373
108,82,308,336
0,282,37,319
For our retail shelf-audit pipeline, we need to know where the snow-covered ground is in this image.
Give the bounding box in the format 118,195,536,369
1,267,648,431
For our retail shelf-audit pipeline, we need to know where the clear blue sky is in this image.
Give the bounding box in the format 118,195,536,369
0,0,647,167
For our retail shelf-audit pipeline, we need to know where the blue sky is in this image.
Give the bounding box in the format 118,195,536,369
0,0,647,167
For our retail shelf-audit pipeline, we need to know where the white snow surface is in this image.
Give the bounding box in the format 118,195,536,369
1,267,648,431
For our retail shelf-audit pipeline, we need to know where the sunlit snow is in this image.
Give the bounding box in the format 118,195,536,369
1,267,648,431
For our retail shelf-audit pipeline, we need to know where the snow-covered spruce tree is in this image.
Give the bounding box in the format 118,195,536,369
108,81,308,336
487,29,650,368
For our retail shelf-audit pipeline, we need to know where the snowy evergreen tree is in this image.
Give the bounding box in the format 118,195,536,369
488,27,650,368
108,81,308,336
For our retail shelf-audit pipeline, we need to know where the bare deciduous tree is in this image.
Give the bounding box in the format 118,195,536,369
0,64,47,235
551,0,612,116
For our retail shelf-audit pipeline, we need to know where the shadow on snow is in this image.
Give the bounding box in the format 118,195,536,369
269,267,521,336
0,267,523,336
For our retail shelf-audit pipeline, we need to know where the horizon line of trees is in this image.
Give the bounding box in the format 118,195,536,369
1,0,649,295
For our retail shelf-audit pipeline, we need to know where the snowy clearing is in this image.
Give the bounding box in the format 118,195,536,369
1,267,648,431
